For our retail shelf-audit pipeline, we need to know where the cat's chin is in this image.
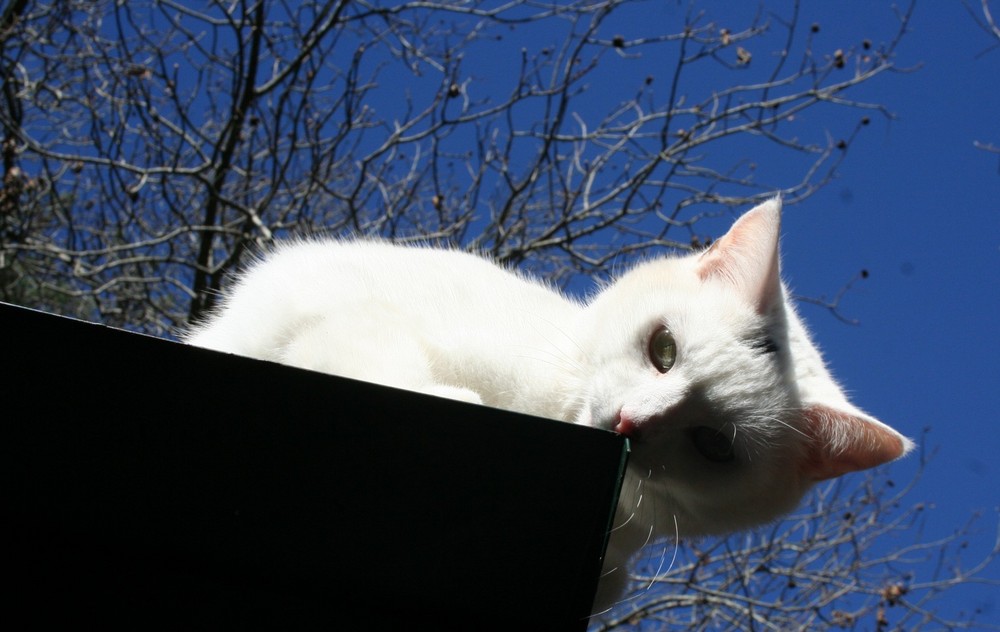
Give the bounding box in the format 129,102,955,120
618,440,815,539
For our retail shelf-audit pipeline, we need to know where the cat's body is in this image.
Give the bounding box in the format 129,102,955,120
186,199,911,615
188,239,582,418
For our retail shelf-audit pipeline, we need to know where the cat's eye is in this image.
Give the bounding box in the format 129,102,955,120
691,426,736,463
648,327,677,373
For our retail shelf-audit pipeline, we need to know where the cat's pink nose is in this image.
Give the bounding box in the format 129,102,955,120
614,411,639,439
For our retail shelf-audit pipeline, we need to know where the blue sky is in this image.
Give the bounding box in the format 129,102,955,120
779,0,998,558
734,0,1000,620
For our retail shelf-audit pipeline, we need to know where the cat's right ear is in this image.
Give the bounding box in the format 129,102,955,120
799,404,915,481
698,197,783,315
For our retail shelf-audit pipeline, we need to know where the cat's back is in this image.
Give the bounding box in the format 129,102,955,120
187,238,579,357
241,238,558,307
269,238,510,287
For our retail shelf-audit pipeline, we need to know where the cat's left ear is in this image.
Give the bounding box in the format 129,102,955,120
799,404,914,481
698,197,783,315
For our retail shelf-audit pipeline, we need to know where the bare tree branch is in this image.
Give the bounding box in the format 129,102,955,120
965,0,1000,173
0,0,922,333
1,3,996,629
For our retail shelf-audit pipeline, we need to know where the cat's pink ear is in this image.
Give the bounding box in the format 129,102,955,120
698,198,783,315
799,404,914,481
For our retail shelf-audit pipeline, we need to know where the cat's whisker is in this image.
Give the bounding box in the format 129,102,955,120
644,515,680,595
763,411,811,440
508,350,579,375
520,310,588,359
609,510,636,532
505,308,590,378
610,474,644,532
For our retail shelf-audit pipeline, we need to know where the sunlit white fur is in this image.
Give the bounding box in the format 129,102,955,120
186,198,911,616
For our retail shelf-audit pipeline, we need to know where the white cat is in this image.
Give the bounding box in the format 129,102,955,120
185,198,912,615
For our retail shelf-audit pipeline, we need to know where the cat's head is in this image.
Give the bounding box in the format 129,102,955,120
573,198,912,537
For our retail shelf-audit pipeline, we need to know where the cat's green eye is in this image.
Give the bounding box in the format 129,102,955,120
691,426,736,463
649,327,677,373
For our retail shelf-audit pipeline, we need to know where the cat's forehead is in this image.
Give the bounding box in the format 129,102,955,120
597,255,701,303
607,255,763,324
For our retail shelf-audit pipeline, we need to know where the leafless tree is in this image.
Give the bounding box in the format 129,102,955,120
3,1,995,629
2,0,911,335
966,0,1000,159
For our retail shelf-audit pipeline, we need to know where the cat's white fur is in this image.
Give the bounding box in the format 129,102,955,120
186,198,912,615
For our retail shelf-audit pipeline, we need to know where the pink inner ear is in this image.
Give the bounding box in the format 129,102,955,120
799,405,911,482
698,199,783,315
